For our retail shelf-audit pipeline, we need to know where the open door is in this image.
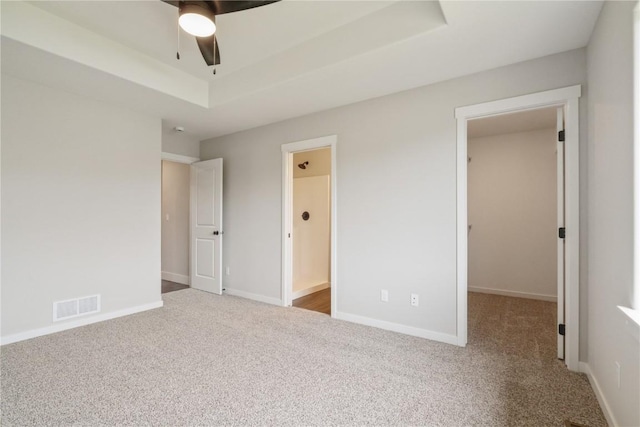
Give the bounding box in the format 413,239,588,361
557,107,566,360
190,158,223,295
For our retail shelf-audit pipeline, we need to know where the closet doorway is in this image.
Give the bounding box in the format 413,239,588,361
466,107,562,361
455,85,581,371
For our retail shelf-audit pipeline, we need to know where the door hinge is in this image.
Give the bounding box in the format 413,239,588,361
558,227,566,239
558,130,565,142
559,324,566,336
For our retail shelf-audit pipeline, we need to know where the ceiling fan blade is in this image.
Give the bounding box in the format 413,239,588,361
205,1,280,15
196,34,220,66
162,0,279,66
161,0,182,7
161,1,279,15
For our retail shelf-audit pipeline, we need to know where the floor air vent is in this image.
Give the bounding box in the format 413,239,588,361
53,295,100,321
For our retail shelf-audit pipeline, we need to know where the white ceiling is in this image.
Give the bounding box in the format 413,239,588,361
1,1,603,141
468,107,558,139
28,0,398,79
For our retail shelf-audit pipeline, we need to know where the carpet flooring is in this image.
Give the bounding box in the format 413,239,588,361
1,290,606,426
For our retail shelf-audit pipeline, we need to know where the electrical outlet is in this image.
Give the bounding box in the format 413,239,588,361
380,290,389,302
226,266,230,276
411,293,419,307
615,361,621,389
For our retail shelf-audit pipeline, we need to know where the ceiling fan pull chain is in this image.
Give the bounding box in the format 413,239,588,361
176,3,181,60
212,33,217,75
165,0,279,68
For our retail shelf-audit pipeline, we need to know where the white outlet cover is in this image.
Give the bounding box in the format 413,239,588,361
411,293,419,306
381,290,389,302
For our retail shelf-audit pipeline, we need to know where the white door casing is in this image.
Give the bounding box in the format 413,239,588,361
556,107,566,360
190,158,223,294
455,85,581,371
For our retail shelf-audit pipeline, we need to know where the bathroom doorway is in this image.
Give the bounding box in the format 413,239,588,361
281,135,337,316
290,148,332,314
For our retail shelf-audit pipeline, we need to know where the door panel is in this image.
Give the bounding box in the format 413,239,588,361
196,168,216,226
191,158,223,294
196,238,215,278
557,107,565,360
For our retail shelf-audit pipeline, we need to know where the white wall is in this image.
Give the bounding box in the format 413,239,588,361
200,48,587,341
1,74,162,339
586,2,640,426
293,176,330,296
468,128,557,301
161,160,190,284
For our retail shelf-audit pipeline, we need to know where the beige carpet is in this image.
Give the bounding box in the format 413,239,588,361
1,290,606,426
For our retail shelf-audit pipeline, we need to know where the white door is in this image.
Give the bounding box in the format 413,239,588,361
556,107,565,360
190,158,223,294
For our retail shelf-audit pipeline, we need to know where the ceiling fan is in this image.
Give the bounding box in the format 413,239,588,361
163,1,279,70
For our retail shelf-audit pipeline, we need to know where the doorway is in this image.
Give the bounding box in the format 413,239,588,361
290,148,332,314
455,85,581,371
466,107,561,361
282,135,337,316
160,153,200,294
161,159,191,294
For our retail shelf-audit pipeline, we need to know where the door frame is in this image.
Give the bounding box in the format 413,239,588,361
161,152,200,165
454,85,581,371
281,135,337,315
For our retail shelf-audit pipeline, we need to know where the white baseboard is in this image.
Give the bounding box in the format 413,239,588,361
1,300,164,346
468,286,557,302
579,362,618,427
224,288,282,306
333,311,458,346
161,271,189,285
292,282,330,299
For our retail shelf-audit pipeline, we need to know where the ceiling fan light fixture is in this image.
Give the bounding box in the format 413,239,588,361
179,4,216,37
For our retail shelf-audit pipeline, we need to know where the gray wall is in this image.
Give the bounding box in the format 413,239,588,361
586,2,639,425
468,128,557,300
161,160,191,281
162,125,200,158
1,74,162,338
200,48,587,340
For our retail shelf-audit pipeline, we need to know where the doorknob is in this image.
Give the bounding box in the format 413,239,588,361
213,231,219,235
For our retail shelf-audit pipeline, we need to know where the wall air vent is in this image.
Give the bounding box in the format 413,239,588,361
53,295,101,322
